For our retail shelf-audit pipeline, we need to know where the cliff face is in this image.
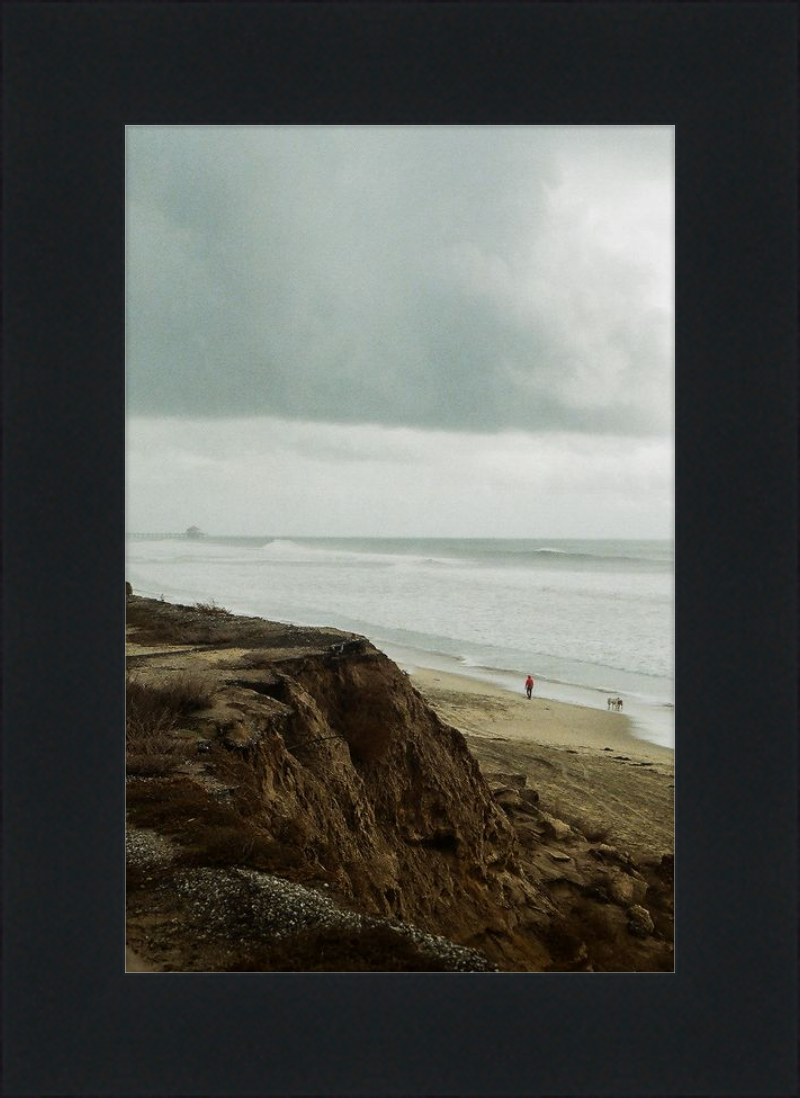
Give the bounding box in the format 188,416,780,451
125,597,551,970
227,654,546,954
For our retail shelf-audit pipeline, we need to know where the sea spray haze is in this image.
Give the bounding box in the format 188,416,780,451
126,535,674,747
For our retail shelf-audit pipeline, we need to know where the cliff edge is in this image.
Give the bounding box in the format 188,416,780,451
126,596,673,971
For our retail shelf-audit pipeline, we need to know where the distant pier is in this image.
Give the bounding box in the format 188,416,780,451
128,528,205,540
128,532,189,540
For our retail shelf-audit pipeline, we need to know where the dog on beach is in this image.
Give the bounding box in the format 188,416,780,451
607,696,624,712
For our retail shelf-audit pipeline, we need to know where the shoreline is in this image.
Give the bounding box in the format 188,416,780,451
408,666,673,764
127,570,671,751
374,642,674,751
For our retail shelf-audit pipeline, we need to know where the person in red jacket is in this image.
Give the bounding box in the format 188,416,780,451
525,674,534,699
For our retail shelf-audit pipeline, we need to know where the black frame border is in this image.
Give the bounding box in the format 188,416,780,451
3,3,797,1096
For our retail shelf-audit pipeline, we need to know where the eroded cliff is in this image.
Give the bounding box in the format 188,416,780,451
125,596,672,972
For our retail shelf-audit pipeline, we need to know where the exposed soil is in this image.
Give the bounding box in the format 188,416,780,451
125,595,673,973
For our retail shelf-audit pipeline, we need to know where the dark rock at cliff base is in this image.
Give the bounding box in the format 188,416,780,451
589,843,622,862
538,813,574,842
605,869,648,908
627,904,655,938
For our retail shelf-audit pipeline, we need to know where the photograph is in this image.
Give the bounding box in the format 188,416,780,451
5,0,796,1090
125,125,675,973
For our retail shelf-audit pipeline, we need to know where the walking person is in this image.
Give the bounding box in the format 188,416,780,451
525,674,534,700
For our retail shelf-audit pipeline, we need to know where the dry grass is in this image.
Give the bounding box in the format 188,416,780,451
125,672,216,776
194,600,231,617
126,598,235,646
126,672,216,731
241,651,277,670
126,679,175,741
202,748,270,818
127,594,341,651
176,827,304,873
126,776,312,876
126,776,241,833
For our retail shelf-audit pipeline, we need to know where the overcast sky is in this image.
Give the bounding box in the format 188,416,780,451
126,126,673,538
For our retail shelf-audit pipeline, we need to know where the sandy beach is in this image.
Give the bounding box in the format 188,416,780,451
410,667,673,758
411,667,674,862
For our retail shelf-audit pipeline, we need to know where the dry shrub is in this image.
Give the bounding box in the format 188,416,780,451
126,676,175,741
207,747,265,817
175,827,302,872
126,672,215,739
127,597,254,647
126,673,215,776
125,600,182,644
126,776,303,876
145,672,216,714
126,599,224,645
241,651,275,670
194,600,231,617
126,776,241,835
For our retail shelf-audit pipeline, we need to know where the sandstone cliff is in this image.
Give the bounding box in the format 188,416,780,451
125,596,673,972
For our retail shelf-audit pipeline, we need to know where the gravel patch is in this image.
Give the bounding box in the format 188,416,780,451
173,866,496,971
125,826,177,867
384,919,497,972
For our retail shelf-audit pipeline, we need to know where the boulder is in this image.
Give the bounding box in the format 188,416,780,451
514,822,543,848
588,843,634,868
589,842,620,860
606,869,648,908
539,813,574,842
627,904,655,938
492,786,523,807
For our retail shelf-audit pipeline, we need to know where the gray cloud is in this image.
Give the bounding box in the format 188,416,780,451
127,126,672,436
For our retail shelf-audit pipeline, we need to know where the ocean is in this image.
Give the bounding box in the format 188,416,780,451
125,536,675,749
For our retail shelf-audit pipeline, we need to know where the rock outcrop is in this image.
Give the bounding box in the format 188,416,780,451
125,597,672,972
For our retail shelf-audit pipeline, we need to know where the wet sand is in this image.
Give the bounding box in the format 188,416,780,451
410,668,673,762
